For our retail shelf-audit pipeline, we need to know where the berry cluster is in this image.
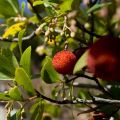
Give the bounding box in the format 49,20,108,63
52,35,120,81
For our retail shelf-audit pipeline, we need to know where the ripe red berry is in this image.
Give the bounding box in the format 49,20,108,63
52,50,77,74
87,35,120,81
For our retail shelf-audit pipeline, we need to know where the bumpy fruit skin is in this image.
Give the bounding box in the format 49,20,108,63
52,50,77,74
87,35,120,81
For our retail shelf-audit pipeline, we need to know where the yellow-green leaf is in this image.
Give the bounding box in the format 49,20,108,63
41,56,60,84
73,50,88,74
2,22,26,38
9,86,23,101
15,68,35,96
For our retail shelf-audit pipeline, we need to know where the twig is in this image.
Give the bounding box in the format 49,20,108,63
73,83,100,90
94,78,112,98
65,76,78,83
35,90,120,105
36,90,74,104
27,0,42,20
0,31,35,42
80,74,112,97
65,74,112,97
76,20,102,38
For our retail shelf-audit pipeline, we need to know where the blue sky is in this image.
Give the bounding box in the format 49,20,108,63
18,0,32,15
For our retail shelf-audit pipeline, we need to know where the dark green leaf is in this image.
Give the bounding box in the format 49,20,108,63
16,109,22,120
87,2,111,14
0,0,19,18
7,0,19,14
18,29,26,56
41,56,60,84
109,85,120,99
0,49,18,80
20,46,31,76
44,103,61,117
11,113,16,120
30,101,44,120
15,68,35,96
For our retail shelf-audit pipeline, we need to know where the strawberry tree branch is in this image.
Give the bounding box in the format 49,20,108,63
65,74,112,97
27,0,42,20
79,74,112,97
73,83,100,90
76,20,102,38
0,31,35,42
35,90,120,105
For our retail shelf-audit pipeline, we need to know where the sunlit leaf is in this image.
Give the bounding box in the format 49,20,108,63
59,0,74,12
33,1,44,6
20,46,31,76
41,56,60,84
0,92,11,101
0,72,13,80
9,86,23,101
2,22,26,39
33,1,57,8
10,42,18,51
15,68,35,96
73,50,88,74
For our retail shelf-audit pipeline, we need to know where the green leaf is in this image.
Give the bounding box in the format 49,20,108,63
2,22,26,38
109,85,120,99
0,49,18,80
21,1,26,16
15,68,35,96
41,56,60,84
30,101,44,120
73,50,88,74
9,86,23,101
59,0,74,12
18,29,26,56
7,0,19,14
44,103,61,117
33,1,44,6
16,109,23,120
20,46,31,76
0,0,19,18
11,113,16,120
0,92,11,101
10,42,18,51
87,2,111,14
33,0,57,10
0,72,13,80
